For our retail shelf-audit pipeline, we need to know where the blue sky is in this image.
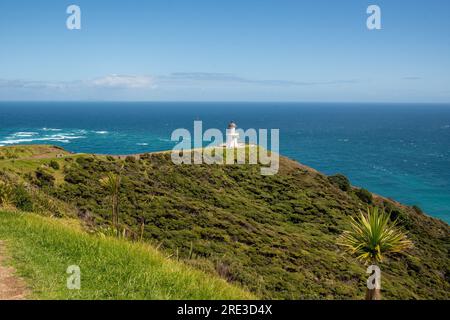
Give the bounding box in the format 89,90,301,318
0,0,449,102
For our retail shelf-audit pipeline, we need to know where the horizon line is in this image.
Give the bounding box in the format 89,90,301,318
1,100,450,105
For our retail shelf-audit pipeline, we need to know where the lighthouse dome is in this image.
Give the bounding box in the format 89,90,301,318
227,121,237,129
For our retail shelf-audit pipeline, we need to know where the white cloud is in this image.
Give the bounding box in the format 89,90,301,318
158,72,358,87
0,73,355,92
90,74,155,89
0,73,360,101
0,74,155,91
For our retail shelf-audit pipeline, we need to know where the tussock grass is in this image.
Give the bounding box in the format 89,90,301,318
0,211,254,300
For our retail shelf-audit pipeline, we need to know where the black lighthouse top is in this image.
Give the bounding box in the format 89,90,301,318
228,121,237,129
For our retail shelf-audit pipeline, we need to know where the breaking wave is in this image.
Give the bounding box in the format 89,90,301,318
0,129,87,145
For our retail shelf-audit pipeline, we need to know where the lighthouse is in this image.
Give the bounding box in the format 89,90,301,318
226,121,239,148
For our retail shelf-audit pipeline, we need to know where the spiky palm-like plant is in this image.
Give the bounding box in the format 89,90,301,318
100,172,122,236
338,206,413,300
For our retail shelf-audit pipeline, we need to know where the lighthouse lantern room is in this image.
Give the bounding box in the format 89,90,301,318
226,121,239,148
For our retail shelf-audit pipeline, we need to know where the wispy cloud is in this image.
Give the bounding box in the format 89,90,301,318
0,72,357,99
0,74,155,91
0,73,357,90
90,74,155,89
159,72,357,87
403,76,422,81
0,79,69,89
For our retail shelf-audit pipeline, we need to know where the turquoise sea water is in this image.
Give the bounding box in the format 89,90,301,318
0,102,449,223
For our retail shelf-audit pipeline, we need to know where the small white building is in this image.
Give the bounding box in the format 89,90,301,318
226,121,240,148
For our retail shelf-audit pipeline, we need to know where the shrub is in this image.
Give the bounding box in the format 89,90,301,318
384,201,412,229
76,156,94,168
355,188,373,204
13,185,33,211
125,156,136,163
4,149,18,159
328,174,351,191
0,181,14,207
64,168,84,184
35,168,55,188
49,160,60,170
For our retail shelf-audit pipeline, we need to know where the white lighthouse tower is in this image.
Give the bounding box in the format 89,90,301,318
226,121,239,148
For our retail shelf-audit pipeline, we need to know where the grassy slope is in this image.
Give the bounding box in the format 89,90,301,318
0,145,71,160
0,211,253,299
0,145,449,299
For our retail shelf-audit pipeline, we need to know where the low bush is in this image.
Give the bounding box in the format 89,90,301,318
328,174,351,191
384,201,412,229
35,168,55,188
355,188,373,204
13,184,33,212
49,160,60,170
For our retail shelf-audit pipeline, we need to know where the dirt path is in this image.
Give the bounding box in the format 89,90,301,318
0,241,28,300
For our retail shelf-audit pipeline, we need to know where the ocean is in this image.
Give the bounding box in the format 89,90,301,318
0,102,449,223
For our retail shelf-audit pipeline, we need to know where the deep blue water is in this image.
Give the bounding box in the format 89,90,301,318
1,102,449,223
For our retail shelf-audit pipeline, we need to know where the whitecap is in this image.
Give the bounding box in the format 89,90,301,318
12,132,38,137
46,134,84,140
0,135,85,145
94,131,109,134
136,143,148,146
0,138,35,144
42,128,62,132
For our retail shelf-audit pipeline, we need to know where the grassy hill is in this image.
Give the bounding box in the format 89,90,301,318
0,145,449,299
0,211,253,299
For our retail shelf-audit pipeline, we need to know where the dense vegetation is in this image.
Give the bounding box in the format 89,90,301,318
0,145,449,299
0,211,252,299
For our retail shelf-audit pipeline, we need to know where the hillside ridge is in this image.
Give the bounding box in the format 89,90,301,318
0,144,448,299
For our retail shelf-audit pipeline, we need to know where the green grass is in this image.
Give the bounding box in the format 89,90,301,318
1,145,449,300
0,211,254,300
0,145,70,160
